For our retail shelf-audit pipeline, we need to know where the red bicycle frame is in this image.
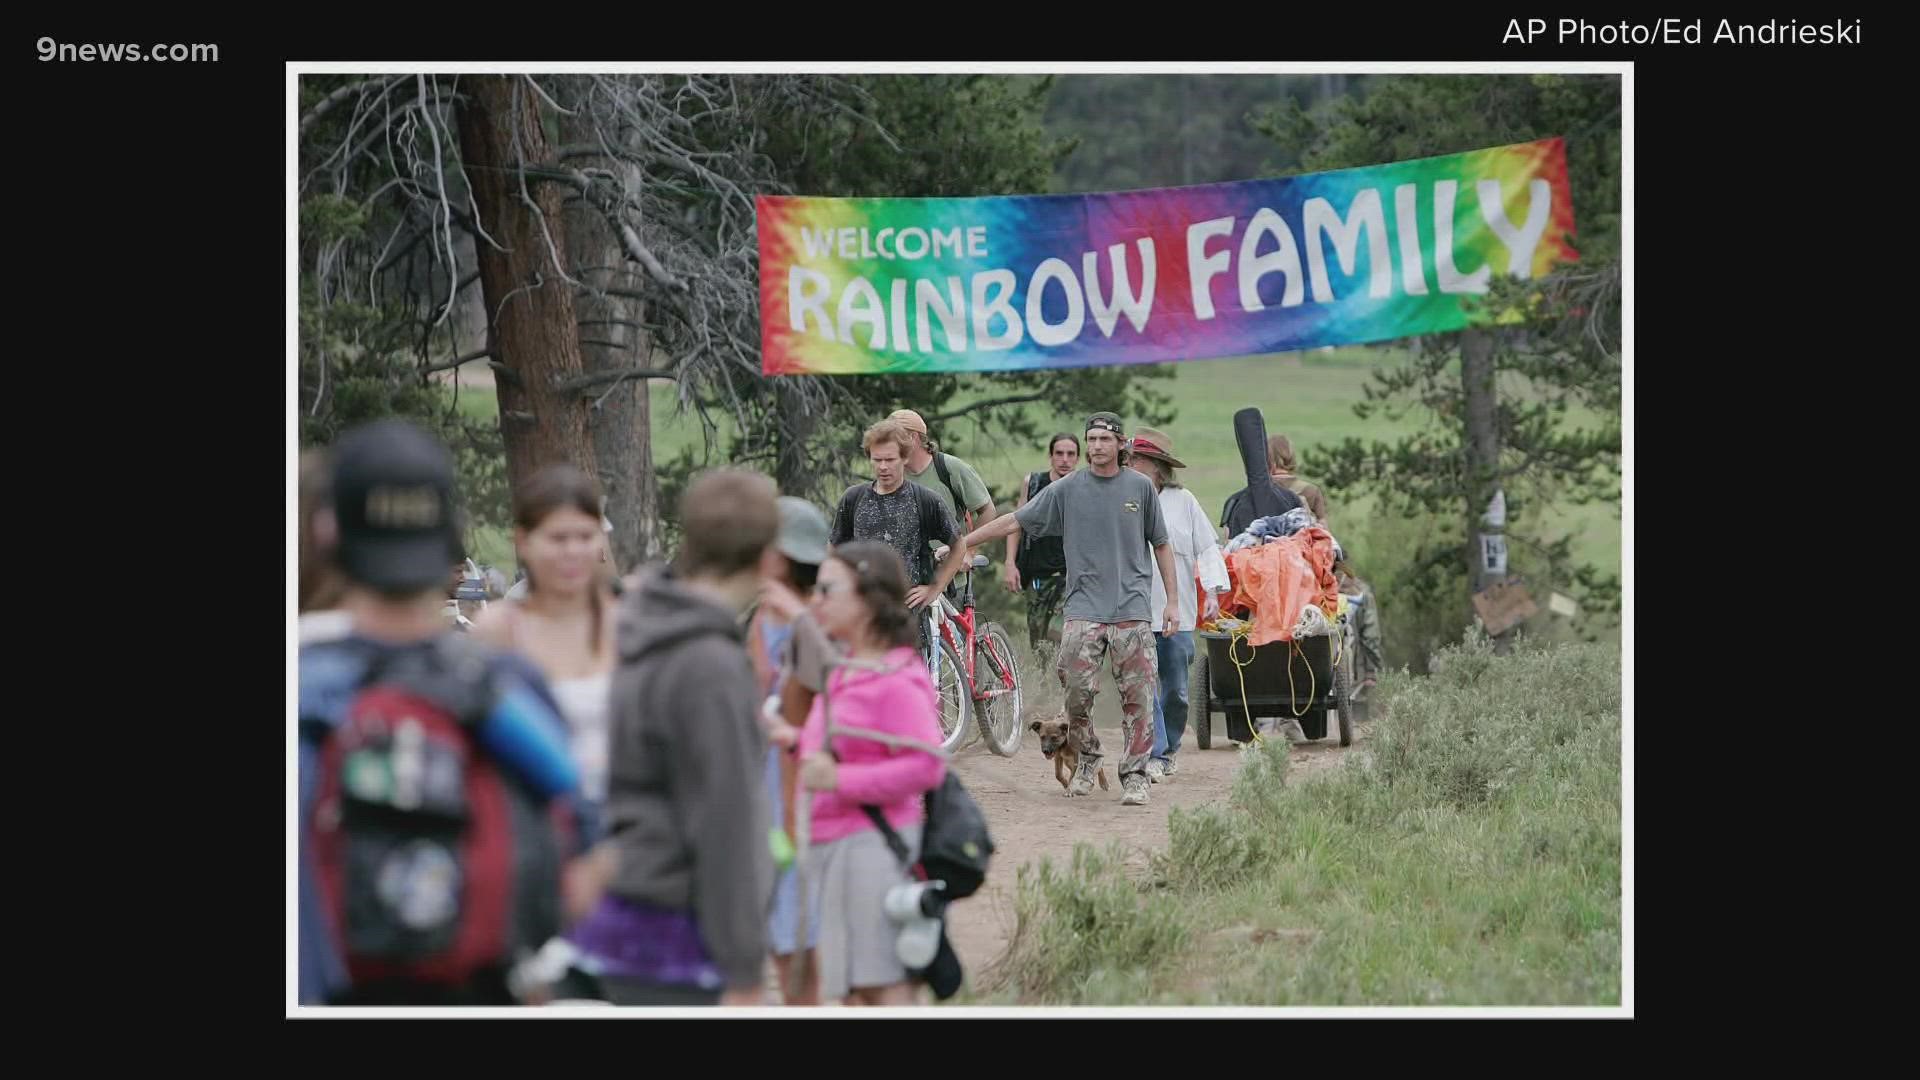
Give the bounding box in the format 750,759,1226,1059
936,564,1016,702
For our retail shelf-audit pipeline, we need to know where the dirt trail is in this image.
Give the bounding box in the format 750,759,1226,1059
944,687,1362,982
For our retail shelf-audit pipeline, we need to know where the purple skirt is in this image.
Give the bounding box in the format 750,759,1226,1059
568,895,723,991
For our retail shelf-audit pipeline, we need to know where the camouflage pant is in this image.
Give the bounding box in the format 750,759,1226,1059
1057,619,1158,780
1025,574,1066,652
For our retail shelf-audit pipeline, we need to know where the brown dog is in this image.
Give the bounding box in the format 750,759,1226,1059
1029,711,1108,793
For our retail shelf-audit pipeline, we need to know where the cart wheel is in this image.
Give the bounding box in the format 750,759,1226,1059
1190,651,1212,750
1338,624,1370,728
1333,662,1354,747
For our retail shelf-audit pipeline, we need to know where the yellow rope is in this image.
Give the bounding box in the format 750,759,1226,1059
1226,625,1264,746
1284,638,1315,717
1219,595,1342,743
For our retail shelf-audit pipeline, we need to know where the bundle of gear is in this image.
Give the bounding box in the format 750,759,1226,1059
1199,515,1345,648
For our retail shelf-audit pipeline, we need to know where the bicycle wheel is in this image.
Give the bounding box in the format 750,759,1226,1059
973,623,1024,756
932,631,974,753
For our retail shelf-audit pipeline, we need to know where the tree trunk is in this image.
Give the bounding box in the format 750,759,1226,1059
774,379,820,501
559,98,659,570
455,75,595,498
1459,328,1508,650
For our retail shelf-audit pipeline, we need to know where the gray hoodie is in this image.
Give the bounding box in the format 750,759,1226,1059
606,564,772,990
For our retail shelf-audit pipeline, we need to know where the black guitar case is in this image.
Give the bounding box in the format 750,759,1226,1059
1224,407,1304,537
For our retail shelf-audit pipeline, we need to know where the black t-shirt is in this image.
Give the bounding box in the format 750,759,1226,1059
1020,471,1068,578
831,481,957,586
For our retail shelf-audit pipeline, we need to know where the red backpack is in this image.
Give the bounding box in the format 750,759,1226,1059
310,639,563,989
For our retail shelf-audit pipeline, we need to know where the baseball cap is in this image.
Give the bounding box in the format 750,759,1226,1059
774,496,830,567
330,419,463,594
1086,411,1125,437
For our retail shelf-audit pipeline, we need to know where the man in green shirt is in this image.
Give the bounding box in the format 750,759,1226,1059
887,407,1001,541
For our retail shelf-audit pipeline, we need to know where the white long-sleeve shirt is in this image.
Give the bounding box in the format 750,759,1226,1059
1150,485,1230,631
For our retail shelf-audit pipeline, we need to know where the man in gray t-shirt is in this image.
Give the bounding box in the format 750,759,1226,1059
1013,465,1167,624
961,412,1178,806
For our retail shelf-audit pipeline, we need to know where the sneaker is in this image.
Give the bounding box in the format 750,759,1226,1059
1066,756,1102,797
1120,774,1150,806
1161,756,1179,778
1146,759,1167,782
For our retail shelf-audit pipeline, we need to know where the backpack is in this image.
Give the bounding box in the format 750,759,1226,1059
1014,470,1067,583
927,452,969,530
866,772,994,900
308,636,564,990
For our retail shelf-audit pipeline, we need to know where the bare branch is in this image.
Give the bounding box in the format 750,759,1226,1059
369,214,418,293
615,218,685,291
524,75,576,116
299,77,409,191
556,365,675,390
556,360,684,405
493,275,543,327
358,175,414,213
419,74,461,326
555,142,642,163
922,393,1049,424
301,77,394,136
589,287,649,303
422,347,495,376
458,159,506,254
528,158,686,293
428,272,483,321
311,348,328,418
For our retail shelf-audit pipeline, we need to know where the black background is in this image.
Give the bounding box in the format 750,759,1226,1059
28,18,1877,1024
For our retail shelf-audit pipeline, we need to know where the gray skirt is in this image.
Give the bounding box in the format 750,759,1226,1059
801,822,923,1002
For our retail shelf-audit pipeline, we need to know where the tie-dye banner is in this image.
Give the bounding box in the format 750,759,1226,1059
757,138,1576,376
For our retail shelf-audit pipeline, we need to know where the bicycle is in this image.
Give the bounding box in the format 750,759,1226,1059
922,548,1025,757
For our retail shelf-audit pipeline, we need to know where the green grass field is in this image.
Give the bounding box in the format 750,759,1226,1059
450,346,1620,617
968,631,1623,1006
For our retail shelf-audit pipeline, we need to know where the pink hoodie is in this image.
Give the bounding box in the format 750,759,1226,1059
796,647,948,846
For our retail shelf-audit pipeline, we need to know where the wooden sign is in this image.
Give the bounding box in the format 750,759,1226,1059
1472,576,1538,636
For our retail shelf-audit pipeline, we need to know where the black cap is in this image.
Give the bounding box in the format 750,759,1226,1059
1086,411,1124,437
330,419,463,594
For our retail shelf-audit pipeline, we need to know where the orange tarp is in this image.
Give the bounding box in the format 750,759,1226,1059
1221,526,1339,647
